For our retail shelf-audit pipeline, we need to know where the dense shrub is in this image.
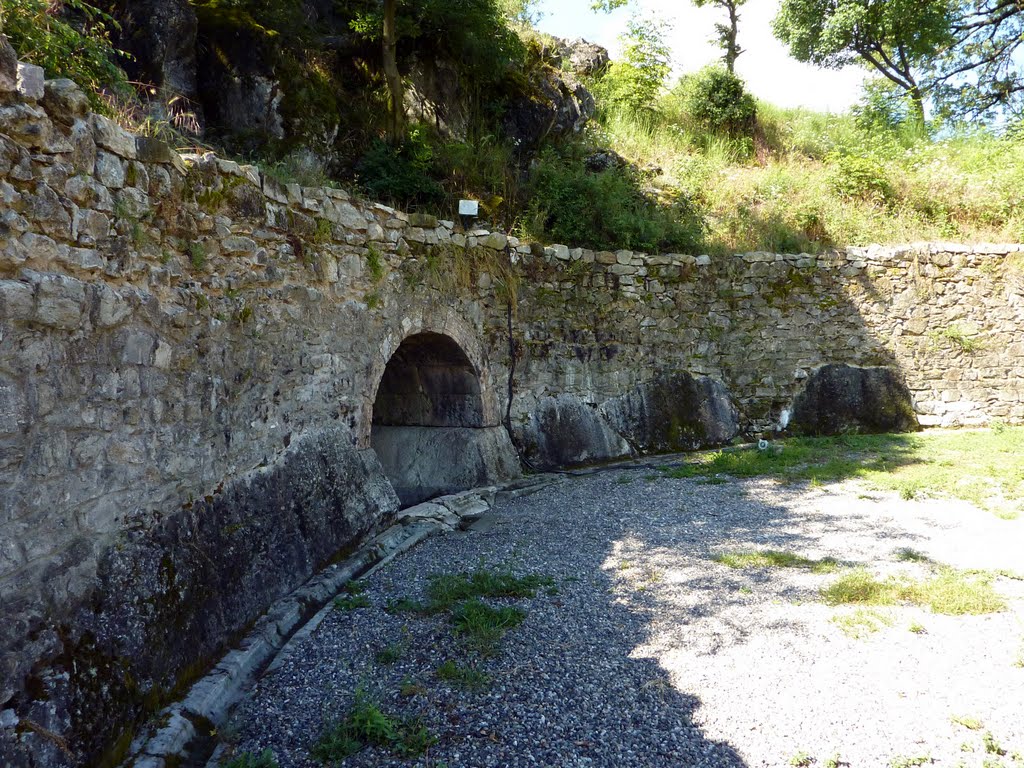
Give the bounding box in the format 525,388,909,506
1,0,129,104
589,18,671,116
355,128,444,208
827,154,894,205
525,148,705,252
674,65,756,138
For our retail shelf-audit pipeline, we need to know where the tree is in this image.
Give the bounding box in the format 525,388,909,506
929,0,1024,122
591,0,747,73
382,0,405,144
692,0,748,73
772,0,953,126
591,16,672,114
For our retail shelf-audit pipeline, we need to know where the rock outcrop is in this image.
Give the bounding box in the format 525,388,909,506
789,364,920,435
602,373,739,452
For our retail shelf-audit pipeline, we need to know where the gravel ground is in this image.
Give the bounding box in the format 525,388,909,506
229,464,1024,768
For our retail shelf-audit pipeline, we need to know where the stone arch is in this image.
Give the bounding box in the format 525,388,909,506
358,309,502,447
372,332,485,428
367,317,519,506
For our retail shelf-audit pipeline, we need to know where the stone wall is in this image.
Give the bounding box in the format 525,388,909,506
2,37,1023,766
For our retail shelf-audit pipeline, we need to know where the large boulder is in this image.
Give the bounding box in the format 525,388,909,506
0,35,17,94
601,373,740,452
789,364,920,435
560,38,610,76
513,394,632,470
502,69,595,149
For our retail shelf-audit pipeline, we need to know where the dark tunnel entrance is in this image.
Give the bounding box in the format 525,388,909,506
370,332,520,506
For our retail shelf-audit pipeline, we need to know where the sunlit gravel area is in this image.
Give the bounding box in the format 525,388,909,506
230,464,1024,768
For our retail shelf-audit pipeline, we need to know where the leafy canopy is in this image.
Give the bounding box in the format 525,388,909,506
773,0,953,122
0,0,130,104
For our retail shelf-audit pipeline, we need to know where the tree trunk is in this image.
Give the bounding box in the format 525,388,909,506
382,0,405,144
908,83,927,128
724,0,740,72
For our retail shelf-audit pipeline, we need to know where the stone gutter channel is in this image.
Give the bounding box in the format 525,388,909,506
124,475,562,768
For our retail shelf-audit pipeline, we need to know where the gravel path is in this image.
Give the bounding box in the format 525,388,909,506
229,465,1024,768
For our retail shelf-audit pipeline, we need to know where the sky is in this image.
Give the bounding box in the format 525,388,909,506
534,0,867,113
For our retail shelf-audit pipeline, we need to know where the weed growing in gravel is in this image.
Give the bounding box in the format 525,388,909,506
821,568,1006,615
890,756,931,767
451,598,525,654
824,755,843,768
222,750,278,768
831,607,895,638
790,751,813,766
896,548,931,563
715,549,839,573
436,660,490,691
983,732,1007,756
312,691,436,761
333,594,370,611
1015,640,1024,668
952,715,985,730
425,568,555,613
374,643,405,665
334,580,371,611
664,429,1024,518
908,621,927,634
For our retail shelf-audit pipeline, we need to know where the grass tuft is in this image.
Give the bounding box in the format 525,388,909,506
450,598,525,655
822,569,1006,615
951,715,984,730
715,549,838,573
831,607,894,639
436,660,491,691
312,691,436,762
665,429,1024,519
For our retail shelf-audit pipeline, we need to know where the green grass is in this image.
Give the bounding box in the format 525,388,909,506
374,643,405,665
385,566,551,656
425,568,555,613
664,429,1024,519
450,599,525,655
435,660,491,691
312,692,436,762
790,751,813,767
890,756,931,768
951,715,985,730
831,607,895,638
983,732,1007,756
333,594,370,611
222,750,278,768
595,95,1024,254
896,548,931,563
714,549,839,573
821,568,1006,615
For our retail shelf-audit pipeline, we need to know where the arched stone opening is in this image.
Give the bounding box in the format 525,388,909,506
370,332,520,506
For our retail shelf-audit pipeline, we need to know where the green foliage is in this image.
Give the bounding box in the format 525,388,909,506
355,128,444,208
222,750,278,768
821,568,1007,615
852,78,914,133
312,691,436,762
450,598,525,653
188,243,208,271
590,17,671,116
525,147,705,252
827,153,893,204
425,568,555,612
435,659,490,691
714,550,839,573
772,0,950,122
674,65,757,138
0,0,129,105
